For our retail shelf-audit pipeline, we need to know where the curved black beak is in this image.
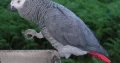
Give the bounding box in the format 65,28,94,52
8,4,17,12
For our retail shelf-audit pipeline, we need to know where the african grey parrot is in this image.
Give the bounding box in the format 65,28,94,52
8,0,110,63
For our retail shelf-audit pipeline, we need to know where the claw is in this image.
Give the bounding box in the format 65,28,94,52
22,29,37,40
23,29,44,40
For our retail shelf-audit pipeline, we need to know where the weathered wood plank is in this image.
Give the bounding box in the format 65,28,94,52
0,50,61,63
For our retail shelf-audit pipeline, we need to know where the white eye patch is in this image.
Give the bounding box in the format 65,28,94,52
10,0,26,9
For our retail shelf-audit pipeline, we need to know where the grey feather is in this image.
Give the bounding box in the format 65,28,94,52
16,0,108,56
44,2,108,56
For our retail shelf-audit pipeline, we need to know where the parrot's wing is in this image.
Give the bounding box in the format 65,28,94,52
44,2,108,56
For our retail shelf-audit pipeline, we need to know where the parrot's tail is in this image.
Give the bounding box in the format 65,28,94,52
88,52,111,63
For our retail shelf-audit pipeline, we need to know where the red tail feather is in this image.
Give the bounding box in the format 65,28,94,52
89,52,111,63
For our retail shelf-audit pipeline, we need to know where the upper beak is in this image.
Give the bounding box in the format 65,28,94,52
8,4,17,12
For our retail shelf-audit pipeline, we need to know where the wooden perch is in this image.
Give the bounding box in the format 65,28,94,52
0,50,61,63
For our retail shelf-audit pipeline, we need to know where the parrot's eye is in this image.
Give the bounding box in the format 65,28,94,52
17,0,20,3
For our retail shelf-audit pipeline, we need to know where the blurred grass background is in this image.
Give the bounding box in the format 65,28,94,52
0,0,120,63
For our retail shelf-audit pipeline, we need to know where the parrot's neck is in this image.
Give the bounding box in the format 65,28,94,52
18,0,53,28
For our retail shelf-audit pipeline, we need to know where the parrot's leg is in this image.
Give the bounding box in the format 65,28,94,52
36,32,44,38
23,29,44,40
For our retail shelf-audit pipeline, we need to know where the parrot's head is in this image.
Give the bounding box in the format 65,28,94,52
8,0,51,22
8,0,51,12
8,0,27,12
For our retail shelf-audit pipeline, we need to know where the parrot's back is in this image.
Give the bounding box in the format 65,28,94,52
44,2,108,56
43,2,110,63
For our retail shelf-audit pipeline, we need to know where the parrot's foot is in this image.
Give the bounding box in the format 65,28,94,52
22,29,43,40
